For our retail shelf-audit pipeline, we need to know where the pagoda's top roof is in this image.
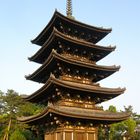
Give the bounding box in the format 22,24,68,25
23,74,125,103
31,10,112,46
29,28,115,64
26,50,120,83
18,103,130,124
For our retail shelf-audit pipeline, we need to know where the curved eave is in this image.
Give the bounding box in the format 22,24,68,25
29,28,116,64
24,75,125,103
26,50,120,83
18,105,130,124
31,11,112,46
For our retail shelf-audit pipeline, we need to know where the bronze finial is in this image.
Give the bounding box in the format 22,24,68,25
66,0,73,18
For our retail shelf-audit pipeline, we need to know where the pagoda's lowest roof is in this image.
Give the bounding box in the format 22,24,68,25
26,50,120,83
18,104,130,124
31,10,112,46
29,28,116,64
24,75,125,103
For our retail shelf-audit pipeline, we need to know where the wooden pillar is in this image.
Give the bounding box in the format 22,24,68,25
94,133,96,140
45,127,98,140
86,133,88,140
72,132,74,140
56,133,57,140
63,131,65,140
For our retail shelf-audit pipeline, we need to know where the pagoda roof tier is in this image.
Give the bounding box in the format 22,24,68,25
26,50,120,83
31,11,112,46
18,104,130,124
24,75,125,104
29,28,116,64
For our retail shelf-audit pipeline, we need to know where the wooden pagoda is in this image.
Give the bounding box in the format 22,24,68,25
18,1,130,140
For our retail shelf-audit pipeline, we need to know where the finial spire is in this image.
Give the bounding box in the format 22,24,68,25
66,0,72,18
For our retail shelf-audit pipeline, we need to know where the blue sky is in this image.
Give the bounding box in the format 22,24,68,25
0,0,140,113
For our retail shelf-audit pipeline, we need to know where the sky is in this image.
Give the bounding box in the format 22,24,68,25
0,0,140,113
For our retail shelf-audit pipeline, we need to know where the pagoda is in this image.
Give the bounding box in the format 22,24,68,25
18,0,130,139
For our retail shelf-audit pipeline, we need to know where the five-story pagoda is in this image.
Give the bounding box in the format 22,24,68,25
18,0,130,140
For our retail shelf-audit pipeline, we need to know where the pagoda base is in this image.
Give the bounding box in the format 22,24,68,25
45,127,98,140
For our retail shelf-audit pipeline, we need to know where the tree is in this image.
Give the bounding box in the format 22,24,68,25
0,90,4,114
107,105,125,140
0,90,44,140
0,90,26,139
10,129,26,140
98,105,137,140
124,118,136,138
108,105,117,113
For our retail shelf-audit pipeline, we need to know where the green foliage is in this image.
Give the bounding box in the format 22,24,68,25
98,105,140,140
22,129,36,140
108,105,117,113
109,121,126,140
124,105,133,113
98,125,105,140
10,129,26,140
124,118,136,137
134,114,140,124
0,90,44,140
18,102,44,117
